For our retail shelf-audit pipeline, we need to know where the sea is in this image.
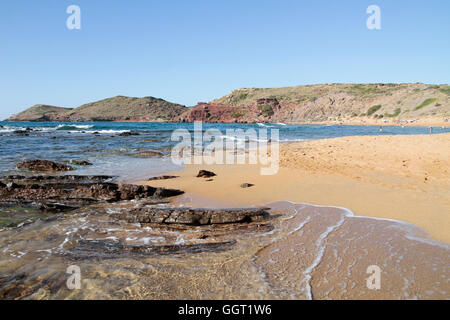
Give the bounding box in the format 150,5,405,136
1,121,448,181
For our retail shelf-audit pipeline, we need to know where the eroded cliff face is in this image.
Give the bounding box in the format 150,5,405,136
175,83,450,123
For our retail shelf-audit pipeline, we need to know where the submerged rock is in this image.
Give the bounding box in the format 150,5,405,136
63,239,237,260
117,207,270,225
119,131,140,136
1,175,113,184
13,130,29,136
17,160,74,172
196,170,216,178
69,160,93,166
37,202,80,213
147,175,179,181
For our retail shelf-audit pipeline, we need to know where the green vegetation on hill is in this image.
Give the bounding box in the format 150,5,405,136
258,104,274,117
439,85,450,95
231,110,246,118
385,108,401,118
415,98,436,111
367,105,382,116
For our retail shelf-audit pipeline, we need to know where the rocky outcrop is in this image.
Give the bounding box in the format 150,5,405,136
255,98,281,111
196,170,216,178
0,175,184,210
178,103,246,123
117,207,269,225
17,160,74,172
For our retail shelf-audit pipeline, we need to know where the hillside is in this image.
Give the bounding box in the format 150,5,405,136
55,96,187,122
203,83,450,124
6,84,450,124
6,96,187,122
7,104,73,121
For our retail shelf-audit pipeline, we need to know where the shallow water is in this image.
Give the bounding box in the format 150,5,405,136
0,200,448,299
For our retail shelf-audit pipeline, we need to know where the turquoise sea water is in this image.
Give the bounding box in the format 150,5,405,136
1,121,448,180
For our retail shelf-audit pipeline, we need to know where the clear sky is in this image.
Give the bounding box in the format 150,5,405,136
1,0,449,119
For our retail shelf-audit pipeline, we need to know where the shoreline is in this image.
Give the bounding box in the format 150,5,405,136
2,119,449,128
141,133,450,243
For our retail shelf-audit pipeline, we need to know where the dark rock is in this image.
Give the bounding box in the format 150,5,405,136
6,182,19,190
133,151,163,158
69,160,93,166
196,170,216,178
117,184,154,200
119,131,140,136
147,175,179,181
0,179,184,206
240,183,254,188
38,202,79,213
0,181,6,188
63,239,236,260
118,207,269,225
17,160,74,172
0,175,113,184
153,187,184,198
13,130,29,136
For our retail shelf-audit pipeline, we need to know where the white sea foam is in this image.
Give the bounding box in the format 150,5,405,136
0,125,25,133
66,129,130,134
302,213,348,300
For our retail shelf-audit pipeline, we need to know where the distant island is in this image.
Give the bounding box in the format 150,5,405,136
5,83,450,125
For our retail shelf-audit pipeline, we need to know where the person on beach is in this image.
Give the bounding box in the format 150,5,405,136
379,126,383,132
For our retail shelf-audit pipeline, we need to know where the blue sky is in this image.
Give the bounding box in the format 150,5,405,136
1,0,449,119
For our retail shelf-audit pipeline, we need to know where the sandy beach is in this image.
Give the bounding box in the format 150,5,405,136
142,133,450,243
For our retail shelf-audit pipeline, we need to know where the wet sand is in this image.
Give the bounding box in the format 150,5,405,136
0,200,447,299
